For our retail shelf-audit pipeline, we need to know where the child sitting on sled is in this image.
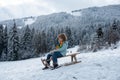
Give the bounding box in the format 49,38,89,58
42,33,68,69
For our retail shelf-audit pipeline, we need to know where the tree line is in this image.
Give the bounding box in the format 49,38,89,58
0,19,120,61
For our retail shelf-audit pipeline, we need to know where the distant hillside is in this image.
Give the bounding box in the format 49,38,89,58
0,5,120,31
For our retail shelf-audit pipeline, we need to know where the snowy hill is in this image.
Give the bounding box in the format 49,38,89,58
72,5,120,23
0,4,120,30
0,45,120,80
0,16,36,29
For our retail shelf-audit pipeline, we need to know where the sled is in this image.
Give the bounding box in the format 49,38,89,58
41,52,81,70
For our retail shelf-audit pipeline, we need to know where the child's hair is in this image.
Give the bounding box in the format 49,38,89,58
58,33,67,42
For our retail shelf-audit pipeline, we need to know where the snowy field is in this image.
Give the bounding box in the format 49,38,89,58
0,46,120,80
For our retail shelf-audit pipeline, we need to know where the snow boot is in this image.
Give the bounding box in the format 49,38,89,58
42,66,49,70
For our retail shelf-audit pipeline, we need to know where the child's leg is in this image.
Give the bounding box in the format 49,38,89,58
52,52,63,64
46,54,52,65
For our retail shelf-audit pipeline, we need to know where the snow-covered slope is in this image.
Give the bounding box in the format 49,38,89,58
29,5,120,30
72,5,120,23
1,4,120,30
0,45,120,80
23,17,36,26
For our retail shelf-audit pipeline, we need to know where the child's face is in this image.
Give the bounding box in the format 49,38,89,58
58,37,63,43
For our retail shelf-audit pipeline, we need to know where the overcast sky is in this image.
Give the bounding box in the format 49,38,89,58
0,0,120,21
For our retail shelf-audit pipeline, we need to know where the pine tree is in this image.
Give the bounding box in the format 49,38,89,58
34,31,47,56
8,20,19,60
22,25,32,50
13,21,19,60
65,26,73,48
31,28,36,52
41,31,47,53
0,24,4,59
34,32,42,54
92,27,104,51
48,27,55,50
2,26,8,60
20,25,34,59
108,20,120,46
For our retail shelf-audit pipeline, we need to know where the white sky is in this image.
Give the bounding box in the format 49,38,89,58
0,0,120,21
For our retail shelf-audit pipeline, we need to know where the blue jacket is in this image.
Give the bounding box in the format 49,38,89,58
55,41,68,56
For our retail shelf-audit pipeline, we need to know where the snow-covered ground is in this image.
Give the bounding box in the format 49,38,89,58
0,45,120,80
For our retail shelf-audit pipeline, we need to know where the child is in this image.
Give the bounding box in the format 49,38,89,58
43,33,68,69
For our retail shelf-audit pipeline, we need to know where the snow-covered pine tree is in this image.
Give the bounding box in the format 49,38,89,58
21,25,32,50
108,20,120,46
50,27,55,49
41,31,47,53
2,25,8,60
96,27,104,50
34,32,42,55
31,27,36,53
34,30,47,56
72,31,79,46
8,20,20,61
20,25,34,59
65,26,74,48
0,24,4,59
